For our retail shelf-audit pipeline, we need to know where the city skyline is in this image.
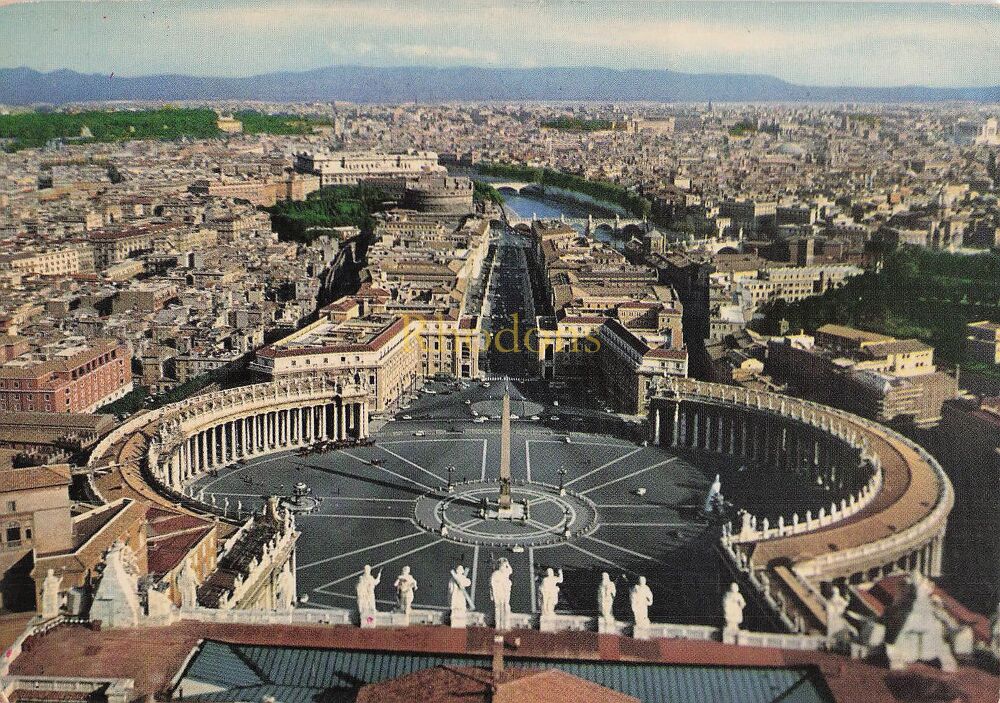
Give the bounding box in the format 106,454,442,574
1,0,999,88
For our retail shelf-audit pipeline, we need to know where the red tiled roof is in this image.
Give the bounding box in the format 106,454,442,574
356,666,639,703
0,465,71,493
646,347,687,360
10,621,999,703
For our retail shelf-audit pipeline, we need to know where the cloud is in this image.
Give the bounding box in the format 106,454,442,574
387,44,500,65
1,0,996,87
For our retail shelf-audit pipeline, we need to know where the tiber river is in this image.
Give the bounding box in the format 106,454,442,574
474,177,625,250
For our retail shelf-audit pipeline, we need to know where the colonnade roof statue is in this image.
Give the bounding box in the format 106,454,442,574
723,583,746,632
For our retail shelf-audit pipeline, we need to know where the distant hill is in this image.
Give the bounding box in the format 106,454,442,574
1,65,997,105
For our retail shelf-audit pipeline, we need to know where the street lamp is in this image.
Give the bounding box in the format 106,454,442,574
557,466,567,495
447,465,456,493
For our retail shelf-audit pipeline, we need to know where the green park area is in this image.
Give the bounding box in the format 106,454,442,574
0,108,329,151
472,180,503,204
477,162,652,219
755,245,1000,373
233,110,331,135
265,184,390,244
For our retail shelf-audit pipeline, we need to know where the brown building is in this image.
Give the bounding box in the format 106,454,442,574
0,339,133,414
767,325,957,426
0,411,115,465
0,465,73,611
32,498,149,613
145,506,218,608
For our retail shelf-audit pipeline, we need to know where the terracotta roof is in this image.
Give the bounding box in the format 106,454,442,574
356,665,640,703
0,464,71,493
11,622,997,703
646,347,687,360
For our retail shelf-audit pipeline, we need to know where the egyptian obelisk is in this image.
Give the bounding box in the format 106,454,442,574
498,387,512,509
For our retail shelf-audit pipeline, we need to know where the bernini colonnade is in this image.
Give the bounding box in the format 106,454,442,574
139,377,370,493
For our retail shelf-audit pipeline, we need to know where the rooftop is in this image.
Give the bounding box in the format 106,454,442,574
17,622,994,703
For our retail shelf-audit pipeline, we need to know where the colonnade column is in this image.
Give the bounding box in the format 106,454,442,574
219,424,228,465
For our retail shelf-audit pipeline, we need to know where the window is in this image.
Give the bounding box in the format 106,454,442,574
5,501,15,513
5,522,21,544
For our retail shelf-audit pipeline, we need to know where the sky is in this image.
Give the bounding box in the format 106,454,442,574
0,0,998,87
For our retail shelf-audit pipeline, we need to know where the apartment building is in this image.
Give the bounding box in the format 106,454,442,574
0,338,133,413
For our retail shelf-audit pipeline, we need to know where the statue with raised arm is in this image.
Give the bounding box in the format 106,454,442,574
356,564,381,619
539,568,563,618
394,566,418,615
723,582,746,631
630,576,653,628
449,565,472,615
598,572,617,622
490,558,513,630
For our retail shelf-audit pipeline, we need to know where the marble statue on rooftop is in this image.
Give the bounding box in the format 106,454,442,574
89,540,141,629
449,565,472,615
356,565,381,621
275,563,296,611
177,559,199,610
598,572,616,622
394,566,418,615
723,582,746,632
629,576,653,628
539,567,563,618
704,474,723,514
884,572,959,673
40,568,62,620
490,559,513,630
825,586,851,641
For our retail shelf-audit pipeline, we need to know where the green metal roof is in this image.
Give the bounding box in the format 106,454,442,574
176,640,834,703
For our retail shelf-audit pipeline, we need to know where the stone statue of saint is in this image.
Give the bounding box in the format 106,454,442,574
629,576,653,628
825,586,850,637
490,559,513,630
598,572,617,622
704,474,723,514
177,559,199,610
723,582,746,631
538,568,563,618
394,566,418,615
356,565,381,618
275,563,296,611
449,565,472,615
40,569,62,619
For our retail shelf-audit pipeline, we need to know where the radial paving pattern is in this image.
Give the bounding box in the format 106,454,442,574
190,385,728,622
